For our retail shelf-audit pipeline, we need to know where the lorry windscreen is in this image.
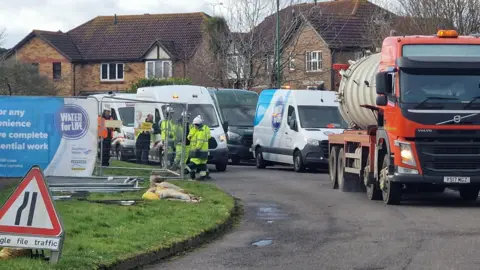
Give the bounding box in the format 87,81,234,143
162,104,219,127
221,105,256,127
118,107,135,127
297,106,347,129
400,71,480,107
403,44,480,57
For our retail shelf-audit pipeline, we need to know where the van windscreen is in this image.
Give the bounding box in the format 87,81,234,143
221,105,256,127
118,107,135,127
161,104,219,127
297,106,347,128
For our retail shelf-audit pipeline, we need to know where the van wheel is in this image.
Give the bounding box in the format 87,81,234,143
293,150,305,173
380,154,402,205
215,162,227,172
329,146,339,189
255,148,266,169
459,187,479,202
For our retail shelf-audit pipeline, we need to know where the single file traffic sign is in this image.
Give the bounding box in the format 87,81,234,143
0,166,64,262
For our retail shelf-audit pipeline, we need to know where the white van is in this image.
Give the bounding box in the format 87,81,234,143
91,93,136,161
135,85,229,171
252,89,347,172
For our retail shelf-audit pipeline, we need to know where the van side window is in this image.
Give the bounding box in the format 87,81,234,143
287,105,296,128
110,109,118,120
155,109,161,124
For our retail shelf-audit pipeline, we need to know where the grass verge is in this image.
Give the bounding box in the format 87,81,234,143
0,161,234,270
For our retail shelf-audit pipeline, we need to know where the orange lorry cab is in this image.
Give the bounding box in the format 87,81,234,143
329,30,480,205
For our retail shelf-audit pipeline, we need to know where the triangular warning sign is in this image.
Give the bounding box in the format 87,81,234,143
0,166,63,237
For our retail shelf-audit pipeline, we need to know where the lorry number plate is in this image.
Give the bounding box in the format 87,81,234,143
443,176,470,183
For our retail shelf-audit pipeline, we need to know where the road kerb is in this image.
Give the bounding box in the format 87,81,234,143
99,197,243,270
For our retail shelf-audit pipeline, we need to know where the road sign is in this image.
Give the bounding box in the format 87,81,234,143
0,165,64,262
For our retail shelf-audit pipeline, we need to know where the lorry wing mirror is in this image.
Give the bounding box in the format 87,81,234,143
376,72,393,95
222,121,229,133
376,95,388,106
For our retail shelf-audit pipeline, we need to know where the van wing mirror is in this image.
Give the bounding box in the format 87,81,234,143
288,118,297,131
376,71,393,95
222,121,228,133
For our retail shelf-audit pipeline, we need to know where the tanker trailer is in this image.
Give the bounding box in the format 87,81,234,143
336,53,380,130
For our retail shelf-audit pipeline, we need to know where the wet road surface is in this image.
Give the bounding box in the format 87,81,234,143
149,165,480,270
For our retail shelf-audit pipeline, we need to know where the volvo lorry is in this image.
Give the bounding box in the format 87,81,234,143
328,29,480,205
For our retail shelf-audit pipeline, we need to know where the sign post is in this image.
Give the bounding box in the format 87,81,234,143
0,166,65,263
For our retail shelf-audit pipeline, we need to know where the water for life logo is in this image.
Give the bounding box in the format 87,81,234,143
55,104,90,140
271,97,284,132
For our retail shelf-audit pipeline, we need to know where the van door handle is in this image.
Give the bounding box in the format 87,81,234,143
285,132,288,134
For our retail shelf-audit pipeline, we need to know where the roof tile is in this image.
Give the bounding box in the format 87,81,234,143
67,12,208,61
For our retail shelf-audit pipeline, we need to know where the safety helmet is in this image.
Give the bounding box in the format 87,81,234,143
193,115,203,125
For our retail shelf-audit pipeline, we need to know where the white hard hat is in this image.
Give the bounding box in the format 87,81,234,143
166,106,174,113
193,115,203,125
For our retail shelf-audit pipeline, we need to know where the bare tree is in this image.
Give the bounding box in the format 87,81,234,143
397,0,480,35
0,60,60,96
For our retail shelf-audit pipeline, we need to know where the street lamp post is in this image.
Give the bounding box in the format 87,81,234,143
275,0,280,88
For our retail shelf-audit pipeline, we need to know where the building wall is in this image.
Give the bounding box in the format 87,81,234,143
281,24,333,90
9,37,73,96
186,37,224,87
75,62,145,94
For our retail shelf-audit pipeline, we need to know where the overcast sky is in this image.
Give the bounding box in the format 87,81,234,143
0,0,391,49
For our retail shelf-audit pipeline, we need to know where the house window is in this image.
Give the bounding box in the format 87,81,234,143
289,52,295,71
101,63,124,81
265,55,274,73
145,61,172,79
31,63,39,73
53,63,61,80
305,51,323,72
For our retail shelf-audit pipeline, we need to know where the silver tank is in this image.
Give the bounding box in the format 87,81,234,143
337,53,380,130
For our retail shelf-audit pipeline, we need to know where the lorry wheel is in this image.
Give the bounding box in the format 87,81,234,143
329,146,339,189
293,150,305,173
255,148,267,169
365,154,381,200
459,187,479,202
337,148,356,192
380,154,402,205
215,162,227,172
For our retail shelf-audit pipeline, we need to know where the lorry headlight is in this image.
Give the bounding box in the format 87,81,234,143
227,131,241,141
305,138,319,146
125,132,135,140
395,140,416,166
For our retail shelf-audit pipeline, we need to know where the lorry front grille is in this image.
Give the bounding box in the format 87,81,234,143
320,140,329,159
243,134,253,147
415,141,480,176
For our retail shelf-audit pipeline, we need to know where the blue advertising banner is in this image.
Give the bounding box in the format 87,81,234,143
0,96,98,177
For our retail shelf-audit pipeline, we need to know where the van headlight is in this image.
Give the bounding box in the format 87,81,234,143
395,140,416,166
305,138,319,146
218,134,226,142
227,131,241,141
125,132,135,140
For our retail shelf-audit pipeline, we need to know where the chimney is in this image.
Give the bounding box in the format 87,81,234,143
114,14,118,25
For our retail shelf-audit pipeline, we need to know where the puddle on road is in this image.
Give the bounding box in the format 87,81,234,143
256,204,289,220
251,239,273,247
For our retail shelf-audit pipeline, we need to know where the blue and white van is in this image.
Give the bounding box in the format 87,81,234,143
252,89,347,172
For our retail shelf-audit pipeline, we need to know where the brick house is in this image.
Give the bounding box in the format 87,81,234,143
236,0,395,91
4,12,219,96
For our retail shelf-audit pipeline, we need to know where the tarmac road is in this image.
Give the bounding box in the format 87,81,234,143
150,165,480,270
